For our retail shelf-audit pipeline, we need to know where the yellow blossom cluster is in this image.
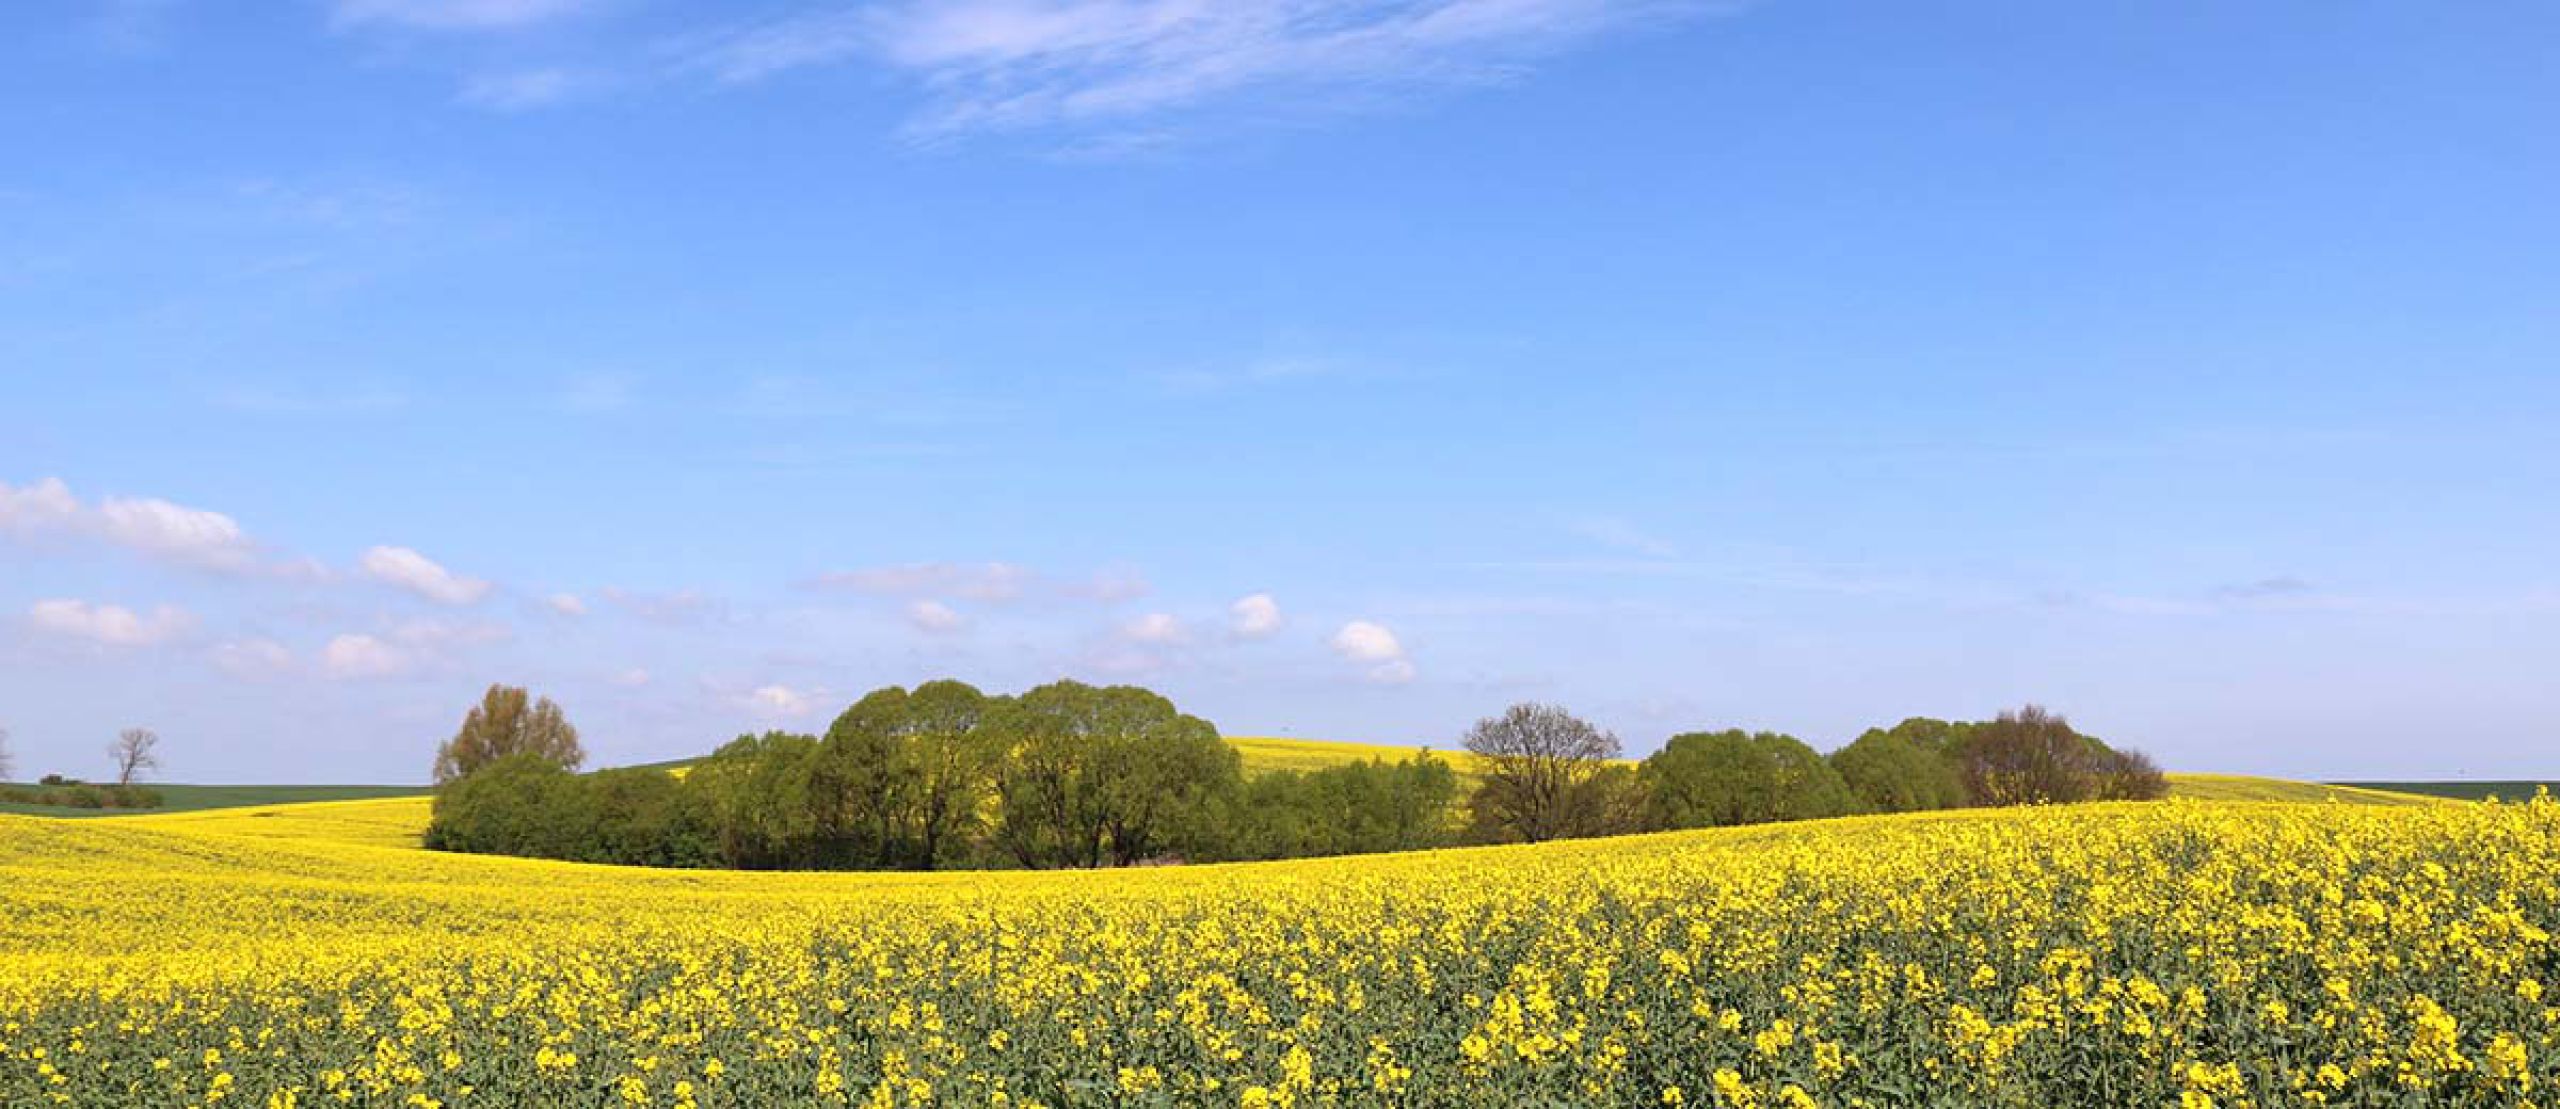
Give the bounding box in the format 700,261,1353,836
3,793,2555,1106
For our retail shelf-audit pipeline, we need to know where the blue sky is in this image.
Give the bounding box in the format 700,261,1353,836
4,1,2556,784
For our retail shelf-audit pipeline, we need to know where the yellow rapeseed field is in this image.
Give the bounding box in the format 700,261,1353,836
3,793,2553,1107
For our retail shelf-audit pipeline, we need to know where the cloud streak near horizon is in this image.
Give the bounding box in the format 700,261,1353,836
692,0,1709,137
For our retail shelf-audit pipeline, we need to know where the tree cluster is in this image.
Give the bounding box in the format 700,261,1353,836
427,680,1467,870
428,682,2169,871
1460,702,2169,842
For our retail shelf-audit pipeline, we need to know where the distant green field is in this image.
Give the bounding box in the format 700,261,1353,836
0,783,427,819
2335,781,2560,802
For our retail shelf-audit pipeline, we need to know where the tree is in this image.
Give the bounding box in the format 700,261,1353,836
896,680,1001,867
1462,703,1624,844
1951,704,2108,806
986,680,1239,868
432,685,584,785
1830,729,1967,813
108,727,159,787
423,753,599,860
1640,729,1855,830
814,680,1000,869
2094,746,2170,801
683,731,824,869
1205,754,1463,862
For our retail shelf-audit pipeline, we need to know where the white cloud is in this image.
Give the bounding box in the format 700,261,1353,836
815,561,1148,605
320,633,412,680
690,0,1703,138
1,476,293,576
27,599,195,647
458,68,587,111
1331,618,1415,683
743,683,820,718
907,599,968,634
360,546,492,605
1121,611,1187,645
818,561,1032,602
208,638,296,680
0,477,84,533
1330,618,1404,662
1230,592,1282,638
547,592,589,616
610,667,653,687
332,0,597,31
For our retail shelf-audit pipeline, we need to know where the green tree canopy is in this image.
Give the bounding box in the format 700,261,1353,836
1641,729,1856,830
1829,729,1966,813
987,680,1239,868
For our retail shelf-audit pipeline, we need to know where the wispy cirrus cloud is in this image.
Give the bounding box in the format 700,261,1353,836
811,560,1149,605
331,0,600,32
457,68,596,111
686,0,1716,138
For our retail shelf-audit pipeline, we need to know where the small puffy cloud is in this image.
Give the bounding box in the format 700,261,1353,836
209,638,296,680
320,633,412,679
547,592,588,616
1330,619,1404,662
27,599,195,647
1121,612,1187,645
1230,592,1282,638
610,667,652,688
2,476,289,576
1331,619,1415,684
360,546,492,605
743,683,819,718
907,599,967,634
97,497,250,564
0,477,85,533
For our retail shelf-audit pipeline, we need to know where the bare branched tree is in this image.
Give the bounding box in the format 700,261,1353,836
109,727,160,787
1462,702,1623,843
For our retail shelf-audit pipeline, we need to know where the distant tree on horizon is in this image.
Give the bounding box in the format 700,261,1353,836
1641,729,1857,829
1830,728,1967,813
1463,703,1624,843
108,727,159,787
433,685,585,786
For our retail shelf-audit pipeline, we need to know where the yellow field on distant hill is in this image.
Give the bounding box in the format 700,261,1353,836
3,780,2546,1107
